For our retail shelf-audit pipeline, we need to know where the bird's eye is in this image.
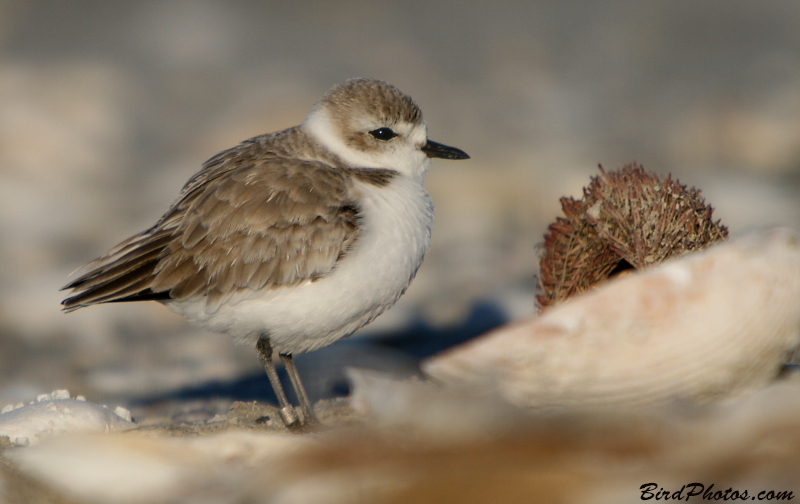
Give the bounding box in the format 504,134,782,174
368,128,398,141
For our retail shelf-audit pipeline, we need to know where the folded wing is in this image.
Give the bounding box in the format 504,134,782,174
62,143,359,313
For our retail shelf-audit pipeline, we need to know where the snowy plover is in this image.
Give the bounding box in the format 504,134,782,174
61,78,469,428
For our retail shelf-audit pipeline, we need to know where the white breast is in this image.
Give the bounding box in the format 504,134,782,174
170,175,434,354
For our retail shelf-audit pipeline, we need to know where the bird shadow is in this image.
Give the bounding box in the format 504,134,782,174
129,300,507,409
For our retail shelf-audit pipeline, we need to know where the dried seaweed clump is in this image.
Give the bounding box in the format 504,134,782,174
537,163,728,310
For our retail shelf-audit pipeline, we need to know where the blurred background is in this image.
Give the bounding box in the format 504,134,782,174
1,0,799,419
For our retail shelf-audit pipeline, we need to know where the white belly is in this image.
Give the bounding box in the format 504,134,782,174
167,176,434,354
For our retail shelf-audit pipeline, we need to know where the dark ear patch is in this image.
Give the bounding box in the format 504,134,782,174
345,131,380,153
347,127,401,154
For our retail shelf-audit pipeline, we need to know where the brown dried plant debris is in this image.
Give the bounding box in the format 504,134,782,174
537,163,728,310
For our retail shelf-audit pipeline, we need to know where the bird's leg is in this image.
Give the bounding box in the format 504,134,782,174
256,336,299,427
280,353,320,426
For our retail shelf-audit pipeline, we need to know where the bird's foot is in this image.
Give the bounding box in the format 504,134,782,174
278,405,300,427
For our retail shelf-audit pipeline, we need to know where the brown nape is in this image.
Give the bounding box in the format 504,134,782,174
536,163,728,310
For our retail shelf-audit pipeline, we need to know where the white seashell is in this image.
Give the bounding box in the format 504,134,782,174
423,228,800,410
10,430,309,504
51,390,70,400
113,406,132,422
0,398,137,446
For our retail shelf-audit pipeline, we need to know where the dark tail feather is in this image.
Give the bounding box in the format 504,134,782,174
62,233,172,291
61,261,164,311
61,233,174,311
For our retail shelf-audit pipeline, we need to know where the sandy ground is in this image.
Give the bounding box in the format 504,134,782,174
1,0,799,417
2,372,800,504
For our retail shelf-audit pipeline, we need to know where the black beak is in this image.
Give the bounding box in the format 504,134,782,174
421,140,470,160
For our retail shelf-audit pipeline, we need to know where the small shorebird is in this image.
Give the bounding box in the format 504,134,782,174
61,78,469,428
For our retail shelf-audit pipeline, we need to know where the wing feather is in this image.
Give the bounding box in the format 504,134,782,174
61,135,362,313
